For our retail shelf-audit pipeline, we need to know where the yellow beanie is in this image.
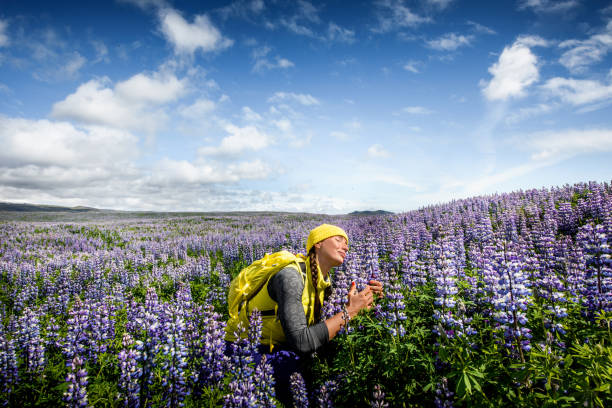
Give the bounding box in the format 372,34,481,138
306,224,349,254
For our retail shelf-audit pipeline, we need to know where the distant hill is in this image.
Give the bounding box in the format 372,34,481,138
348,210,394,216
0,202,97,213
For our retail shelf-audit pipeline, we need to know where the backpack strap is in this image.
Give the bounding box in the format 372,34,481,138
244,259,307,317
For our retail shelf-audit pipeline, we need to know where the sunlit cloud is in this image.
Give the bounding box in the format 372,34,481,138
368,144,390,158
559,21,612,73
372,0,431,33
542,76,612,106
426,33,473,51
268,92,320,106
481,37,546,101
198,124,272,156
158,8,233,55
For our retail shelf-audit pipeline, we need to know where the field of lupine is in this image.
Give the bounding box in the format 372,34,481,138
1,181,611,407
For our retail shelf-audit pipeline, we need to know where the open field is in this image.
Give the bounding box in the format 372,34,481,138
1,181,611,407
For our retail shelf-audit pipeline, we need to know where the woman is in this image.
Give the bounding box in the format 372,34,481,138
225,224,383,405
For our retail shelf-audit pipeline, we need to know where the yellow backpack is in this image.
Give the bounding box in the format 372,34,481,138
226,250,306,324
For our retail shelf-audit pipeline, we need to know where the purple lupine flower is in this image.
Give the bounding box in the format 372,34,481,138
577,223,612,314
490,240,533,361
133,288,163,404
380,269,407,337
248,309,263,356
253,355,276,407
370,384,388,408
401,248,427,290
224,309,266,407
157,303,189,408
0,328,19,398
224,324,257,407
315,379,337,408
45,316,61,349
290,372,309,408
196,306,227,388
63,297,90,364
434,377,454,408
431,238,466,341
63,355,89,408
88,300,115,362
363,235,381,282
117,333,142,408
15,307,45,374
224,379,258,408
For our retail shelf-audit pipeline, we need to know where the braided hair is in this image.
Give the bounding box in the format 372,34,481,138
308,248,321,321
308,247,334,322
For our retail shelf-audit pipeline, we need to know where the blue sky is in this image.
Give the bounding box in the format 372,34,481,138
1,0,611,214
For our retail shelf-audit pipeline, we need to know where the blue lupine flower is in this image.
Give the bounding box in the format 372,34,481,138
290,372,309,408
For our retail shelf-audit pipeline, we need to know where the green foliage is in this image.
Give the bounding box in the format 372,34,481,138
308,287,438,407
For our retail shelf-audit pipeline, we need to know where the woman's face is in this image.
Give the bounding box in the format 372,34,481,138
315,235,349,267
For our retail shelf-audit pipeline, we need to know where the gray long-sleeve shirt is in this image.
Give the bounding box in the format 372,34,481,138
267,265,329,354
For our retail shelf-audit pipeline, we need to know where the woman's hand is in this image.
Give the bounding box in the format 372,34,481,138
346,281,374,317
326,281,375,340
368,280,383,297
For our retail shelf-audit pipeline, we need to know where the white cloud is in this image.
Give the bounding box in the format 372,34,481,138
426,33,473,51
158,8,233,55
505,103,554,124
0,116,138,169
402,106,434,114
403,60,420,73
179,98,216,119
519,0,580,13
368,144,390,158
0,19,9,47
276,58,294,68
268,92,320,106
0,115,282,211
273,118,292,132
217,0,266,20
559,21,612,73
328,23,355,43
251,46,295,72
151,157,271,185
199,124,271,156
279,18,315,37
116,72,186,104
526,128,612,160
252,45,271,59
0,165,119,191
542,77,612,106
60,52,87,78
482,37,542,101
91,40,110,63
227,159,272,180
276,0,322,38
467,20,496,35
242,106,262,121
295,0,321,23
515,35,549,47
372,0,431,33
51,72,186,132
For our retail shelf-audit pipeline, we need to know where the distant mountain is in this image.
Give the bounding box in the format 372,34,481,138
348,210,394,216
0,202,98,212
